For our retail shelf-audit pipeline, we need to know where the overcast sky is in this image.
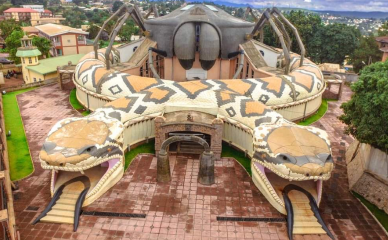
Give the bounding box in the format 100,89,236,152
233,0,388,12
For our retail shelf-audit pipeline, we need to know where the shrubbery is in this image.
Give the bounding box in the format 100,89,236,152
340,61,388,152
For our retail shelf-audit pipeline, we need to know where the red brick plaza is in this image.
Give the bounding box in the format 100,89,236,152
12,84,388,240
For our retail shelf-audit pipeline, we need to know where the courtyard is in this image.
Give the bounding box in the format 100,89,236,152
6,84,386,240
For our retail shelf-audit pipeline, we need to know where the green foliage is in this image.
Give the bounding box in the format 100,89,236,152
310,23,360,64
259,11,361,65
3,88,36,181
32,36,52,58
298,99,329,126
221,142,251,175
63,7,87,28
88,24,100,40
69,89,90,116
378,21,388,37
118,20,139,42
5,30,24,64
124,140,155,170
352,191,388,232
112,1,124,12
350,34,382,73
0,19,22,39
340,61,388,152
0,4,12,15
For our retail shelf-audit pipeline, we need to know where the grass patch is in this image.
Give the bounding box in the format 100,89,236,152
221,142,251,175
69,89,90,116
3,88,36,181
298,99,330,126
124,139,155,170
352,191,388,232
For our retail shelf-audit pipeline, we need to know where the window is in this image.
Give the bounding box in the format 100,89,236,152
133,46,138,52
260,50,265,56
33,78,37,82
22,58,25,64
39,78,42,82
35,57,37,62
28,57,32,64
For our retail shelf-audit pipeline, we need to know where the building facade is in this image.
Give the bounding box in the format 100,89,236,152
376,36,388,62
35,24,93,56
4,7,63,26
4,8,40,22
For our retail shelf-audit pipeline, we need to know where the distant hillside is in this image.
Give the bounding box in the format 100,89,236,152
186,0,252,8
314,11,388,19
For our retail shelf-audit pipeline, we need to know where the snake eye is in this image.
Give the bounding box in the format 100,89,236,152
86,147,92,152
282,156,288,161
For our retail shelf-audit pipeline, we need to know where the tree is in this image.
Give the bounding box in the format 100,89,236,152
5,30,24,64
0,19,22,39
118,23,135,42
349,34,382,73
88,24,100,40
112,1,124,12
309,23,360,64
378,21,388,37
32,36,51,58
340,61,388,152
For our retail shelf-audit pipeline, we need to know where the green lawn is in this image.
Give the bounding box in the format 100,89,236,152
69,89,90,116
298,99,329,126
124,139,155,170
221,142,251,175
3,88,36,181
352,191,388,232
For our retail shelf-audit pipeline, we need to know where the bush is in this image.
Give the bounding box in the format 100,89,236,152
340,61,388,152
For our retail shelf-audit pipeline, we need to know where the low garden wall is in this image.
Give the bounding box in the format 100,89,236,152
346,140,388,214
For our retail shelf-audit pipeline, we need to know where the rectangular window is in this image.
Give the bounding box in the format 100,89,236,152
29,57,32,64
22,58,25,64
33,78,37,82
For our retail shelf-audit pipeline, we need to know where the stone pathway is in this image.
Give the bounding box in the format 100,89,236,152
12,84,388,240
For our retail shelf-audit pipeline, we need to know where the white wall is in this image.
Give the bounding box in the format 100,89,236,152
116,39,145,63
254,44,280,68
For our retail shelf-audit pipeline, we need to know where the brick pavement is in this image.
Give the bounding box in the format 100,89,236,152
12,84,388,240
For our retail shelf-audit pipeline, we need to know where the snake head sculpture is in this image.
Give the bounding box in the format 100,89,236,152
39,113,125,205
252,124,333,214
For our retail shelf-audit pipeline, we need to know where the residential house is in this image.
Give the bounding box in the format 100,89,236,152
376,36,388,62
35,24,93,56
4,7,64,26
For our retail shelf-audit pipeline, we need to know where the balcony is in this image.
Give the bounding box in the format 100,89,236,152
53,42,61,47
77,40,86,45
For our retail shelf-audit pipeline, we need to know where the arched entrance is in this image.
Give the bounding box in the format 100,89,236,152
157,135,215,185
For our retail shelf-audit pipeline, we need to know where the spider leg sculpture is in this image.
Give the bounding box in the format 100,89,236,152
251,8,306,73
93,4,146,69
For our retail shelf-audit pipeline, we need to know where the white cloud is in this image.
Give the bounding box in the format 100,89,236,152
304,0,312,2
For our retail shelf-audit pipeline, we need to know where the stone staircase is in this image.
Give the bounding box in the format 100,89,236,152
289,191,326,234
40,191,81,224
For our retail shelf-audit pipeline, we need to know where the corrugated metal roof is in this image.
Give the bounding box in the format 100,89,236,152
25,54,85,75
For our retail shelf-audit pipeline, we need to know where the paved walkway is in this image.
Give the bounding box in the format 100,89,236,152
12,84,388,240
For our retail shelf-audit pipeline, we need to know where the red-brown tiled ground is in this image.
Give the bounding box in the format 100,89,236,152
12,84,388,240
1,74,24,90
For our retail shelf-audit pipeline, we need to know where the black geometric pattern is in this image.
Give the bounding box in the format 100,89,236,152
142,86,176,104
134,105,147,115
108,85,123,95
225,107,236,117
172,80,213,99
215,90,238,107
255,78,286,98
259,95,269,104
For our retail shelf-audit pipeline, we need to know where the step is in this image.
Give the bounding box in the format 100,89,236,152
57,198,77,205
60,193,80,200
293,227,326,234
40,215,74,224
293,209,315,216
52,204,76,211
294,221,321,228
294,215,317,221
47,209,74,218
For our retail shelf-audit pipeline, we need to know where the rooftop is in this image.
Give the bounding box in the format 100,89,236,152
375,36,388,43
26,54,85,75
4,8,39,13
35,23,88,37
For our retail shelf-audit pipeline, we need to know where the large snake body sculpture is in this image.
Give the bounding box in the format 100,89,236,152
39,50,333,215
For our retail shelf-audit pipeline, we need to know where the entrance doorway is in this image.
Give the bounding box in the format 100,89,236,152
167,131,210,154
